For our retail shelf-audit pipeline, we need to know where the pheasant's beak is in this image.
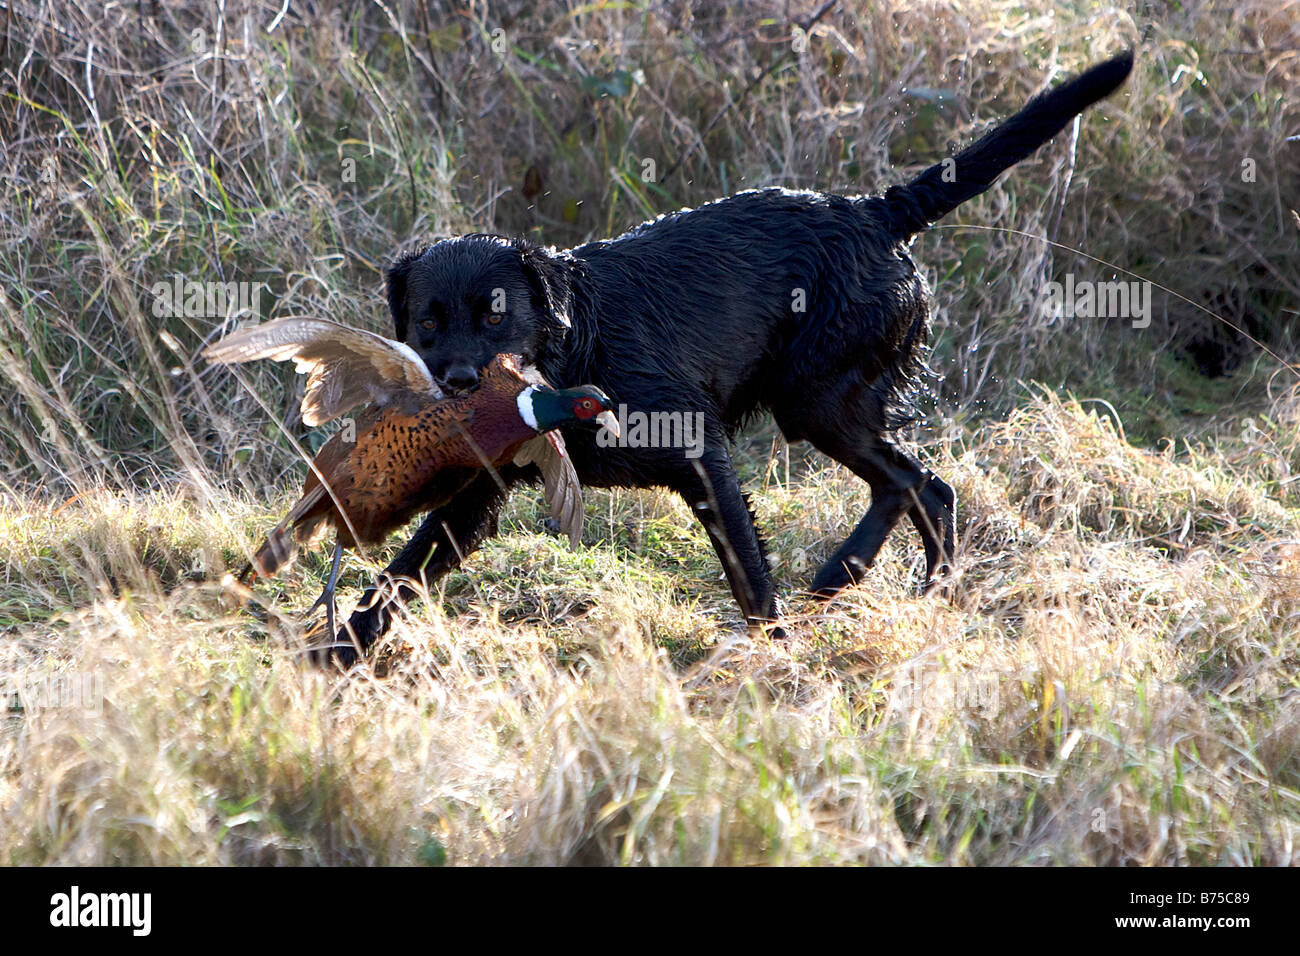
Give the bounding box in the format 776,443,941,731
596,409,620,439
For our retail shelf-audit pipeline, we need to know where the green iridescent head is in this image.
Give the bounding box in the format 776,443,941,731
518,385,619,437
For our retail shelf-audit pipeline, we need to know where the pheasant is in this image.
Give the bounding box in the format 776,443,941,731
203,317,618,638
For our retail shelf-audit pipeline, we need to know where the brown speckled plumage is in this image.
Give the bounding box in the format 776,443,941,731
254,352,545,577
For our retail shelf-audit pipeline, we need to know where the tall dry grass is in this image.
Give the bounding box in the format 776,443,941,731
2,0,1296,492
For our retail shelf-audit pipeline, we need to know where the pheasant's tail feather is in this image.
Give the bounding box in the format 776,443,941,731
250,519,300,581
245,484,331,582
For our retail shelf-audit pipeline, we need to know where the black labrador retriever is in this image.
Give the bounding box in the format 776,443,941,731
322,51,1134,664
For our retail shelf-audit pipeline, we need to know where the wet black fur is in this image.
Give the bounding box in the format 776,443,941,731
320,52,1134,665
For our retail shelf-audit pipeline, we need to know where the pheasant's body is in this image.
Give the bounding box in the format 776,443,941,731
255,354,549,577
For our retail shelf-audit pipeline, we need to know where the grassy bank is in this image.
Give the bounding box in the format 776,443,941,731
3,388,1298,864
1,0,1297,863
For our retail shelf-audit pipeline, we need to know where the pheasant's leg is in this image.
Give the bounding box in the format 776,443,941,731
307,542,344,643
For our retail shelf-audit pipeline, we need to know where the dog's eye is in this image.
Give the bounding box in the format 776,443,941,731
485,312,504,326
421,319,435,330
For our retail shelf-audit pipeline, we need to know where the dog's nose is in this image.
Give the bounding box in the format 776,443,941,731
443,363,479,391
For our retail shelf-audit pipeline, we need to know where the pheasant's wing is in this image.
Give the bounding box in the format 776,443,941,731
203,317,442,425
515,432,584,548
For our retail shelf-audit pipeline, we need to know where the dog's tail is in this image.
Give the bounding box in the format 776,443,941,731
881,50,1133,239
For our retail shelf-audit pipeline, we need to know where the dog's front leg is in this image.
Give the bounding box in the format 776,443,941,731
675,449,784,637
314,471,512,667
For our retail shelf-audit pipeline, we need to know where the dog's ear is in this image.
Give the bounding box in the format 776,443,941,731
516,240,573,338
385,248,425,342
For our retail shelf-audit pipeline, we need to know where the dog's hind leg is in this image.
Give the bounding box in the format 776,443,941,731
907,471,956,588
800,428,955,598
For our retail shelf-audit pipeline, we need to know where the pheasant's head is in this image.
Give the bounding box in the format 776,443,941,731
520,385,619,438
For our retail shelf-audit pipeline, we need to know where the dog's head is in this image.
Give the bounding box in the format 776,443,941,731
385,235,572,391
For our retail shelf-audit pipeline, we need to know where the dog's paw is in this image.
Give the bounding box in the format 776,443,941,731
919,565,957,603
304,616,370,670
748,596,789,641
746,619,790,642
808,554,867,599
308,639,361,670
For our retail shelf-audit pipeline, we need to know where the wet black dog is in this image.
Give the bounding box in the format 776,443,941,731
322,51,1133,664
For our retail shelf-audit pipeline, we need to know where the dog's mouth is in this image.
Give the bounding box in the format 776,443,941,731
437,379,480,397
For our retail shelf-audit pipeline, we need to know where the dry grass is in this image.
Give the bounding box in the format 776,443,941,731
3,389,1298,865
1,0,1298,864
